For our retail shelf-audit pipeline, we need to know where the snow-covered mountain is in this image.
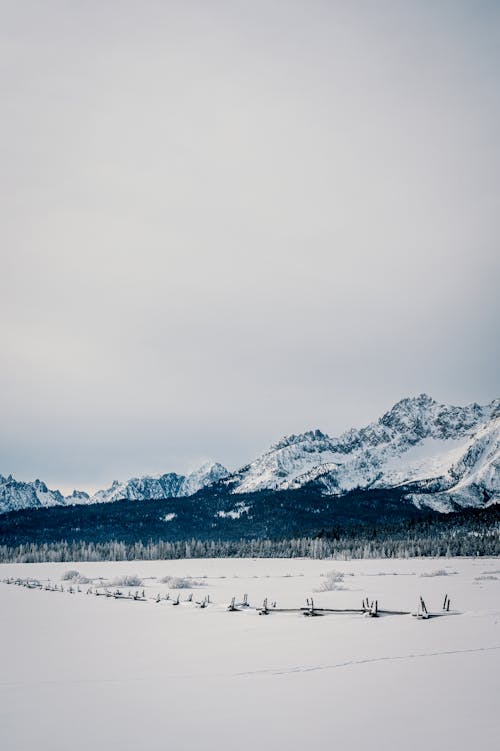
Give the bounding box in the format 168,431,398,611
224,394,499,511
0,462,229,515
0,476,66,514
90,462,229,504
1,395,498,516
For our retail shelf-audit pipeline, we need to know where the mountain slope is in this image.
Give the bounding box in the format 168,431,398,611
0,476,66,514
0,462,229,515
224,395,499,510
1,395,498,516
90,461,229,504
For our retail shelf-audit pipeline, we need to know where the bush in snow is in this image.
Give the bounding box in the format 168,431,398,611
111,575,143,587
474,575,498,581
61,570,80,581
160,576,203,588
315,570,345,591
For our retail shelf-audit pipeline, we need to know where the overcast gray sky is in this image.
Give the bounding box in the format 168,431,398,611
1,1,499,493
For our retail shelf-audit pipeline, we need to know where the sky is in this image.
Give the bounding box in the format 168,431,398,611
1,1,499,493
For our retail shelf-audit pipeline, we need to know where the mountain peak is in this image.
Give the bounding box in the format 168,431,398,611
1,395,498,515
230,394,499,506
181,461,229,496
270,429,331,452
401,393,436,407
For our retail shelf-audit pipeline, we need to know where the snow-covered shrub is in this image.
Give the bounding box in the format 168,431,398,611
321,570,345,582
111,575,143,587
315,570,345,591
474,575,498,581
420,569,457,577
160,576,203,588
61,570,80,581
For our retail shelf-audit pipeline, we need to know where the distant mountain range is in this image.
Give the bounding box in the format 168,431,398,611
0,462,229,514
224,394,499,512
1,394,498,517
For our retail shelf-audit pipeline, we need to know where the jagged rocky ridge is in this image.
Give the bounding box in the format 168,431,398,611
0,462,229,515
1,395,498,515
224,394,499,511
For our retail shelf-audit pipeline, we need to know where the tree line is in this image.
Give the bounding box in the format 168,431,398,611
1,508,498,562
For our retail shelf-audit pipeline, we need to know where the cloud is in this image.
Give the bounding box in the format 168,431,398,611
1,1,499,490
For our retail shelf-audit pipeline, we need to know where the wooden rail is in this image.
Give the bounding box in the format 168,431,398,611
2,578,459,619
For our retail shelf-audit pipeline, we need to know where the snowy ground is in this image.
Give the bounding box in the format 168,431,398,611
1,557,499,751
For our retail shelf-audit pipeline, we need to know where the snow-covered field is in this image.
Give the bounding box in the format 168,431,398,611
1,557,499,750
